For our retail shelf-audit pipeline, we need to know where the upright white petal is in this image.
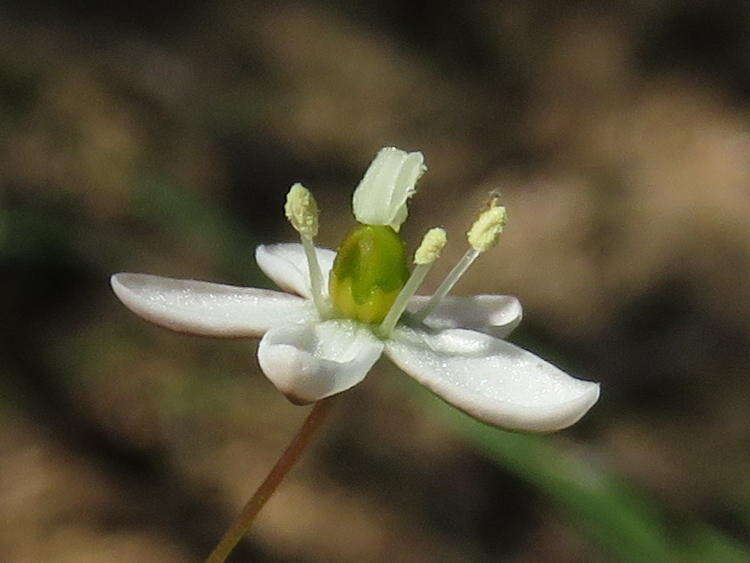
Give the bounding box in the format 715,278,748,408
258,320,384,404
111,273,318,337
386,326,599,432
352,147,425,231
255,243,336,299
407,295,522,339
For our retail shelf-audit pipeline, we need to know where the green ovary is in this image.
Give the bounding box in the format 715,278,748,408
329,225,410,324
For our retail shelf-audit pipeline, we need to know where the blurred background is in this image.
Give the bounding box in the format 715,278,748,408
2,1,750,561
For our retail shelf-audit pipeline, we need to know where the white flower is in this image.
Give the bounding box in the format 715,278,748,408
111,148,599,433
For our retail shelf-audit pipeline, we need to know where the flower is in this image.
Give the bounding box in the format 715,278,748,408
111,148,599,433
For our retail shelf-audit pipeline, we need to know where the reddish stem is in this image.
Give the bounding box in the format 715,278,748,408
206,397,337,562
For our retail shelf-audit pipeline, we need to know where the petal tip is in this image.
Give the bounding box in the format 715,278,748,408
110,272,136,301
257,340,316,404
531,380,600,433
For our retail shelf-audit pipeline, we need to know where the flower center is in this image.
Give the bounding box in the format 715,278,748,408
284,148,506,334
328,224,409,324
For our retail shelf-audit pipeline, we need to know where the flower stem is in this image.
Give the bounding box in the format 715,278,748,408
206,397,338,563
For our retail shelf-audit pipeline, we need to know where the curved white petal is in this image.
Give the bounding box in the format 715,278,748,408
352,147,425,231
385,326,599,432
255,243,336,299
258,320,384,404
406,295,522,339
111,273,317,337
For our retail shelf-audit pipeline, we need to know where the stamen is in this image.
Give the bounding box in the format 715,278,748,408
378,228,446,338
411,248,479,323
285,183,330,317
413,198,507,323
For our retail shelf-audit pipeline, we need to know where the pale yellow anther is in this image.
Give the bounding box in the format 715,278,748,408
467,204,507,252
285,183,319,238
414,227,447,265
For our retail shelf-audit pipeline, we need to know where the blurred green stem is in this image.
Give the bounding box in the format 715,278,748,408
206,397,337,563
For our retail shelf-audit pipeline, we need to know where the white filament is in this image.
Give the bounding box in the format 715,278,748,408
378,263,432,338
411,248,480,323
301,236,330,317
378,227,446,338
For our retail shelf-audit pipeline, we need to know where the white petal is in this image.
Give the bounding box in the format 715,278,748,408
258,320,384,404
386,326,599,432
255,243,336,299
352,147,425,231
111,273,318,337
407,295,522,339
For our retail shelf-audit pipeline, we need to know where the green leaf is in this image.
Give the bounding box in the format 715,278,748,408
414,385,749,562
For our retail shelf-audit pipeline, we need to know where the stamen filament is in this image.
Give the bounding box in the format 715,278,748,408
378,227,446,337
411,247,479,323
301,235,330,317
377,263,432,337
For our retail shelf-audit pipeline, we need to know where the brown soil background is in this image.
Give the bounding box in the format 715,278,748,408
2,2,750,561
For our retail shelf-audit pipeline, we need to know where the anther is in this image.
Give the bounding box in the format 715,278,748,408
467,201,507,252
285,183,319,239
414,227,448,265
